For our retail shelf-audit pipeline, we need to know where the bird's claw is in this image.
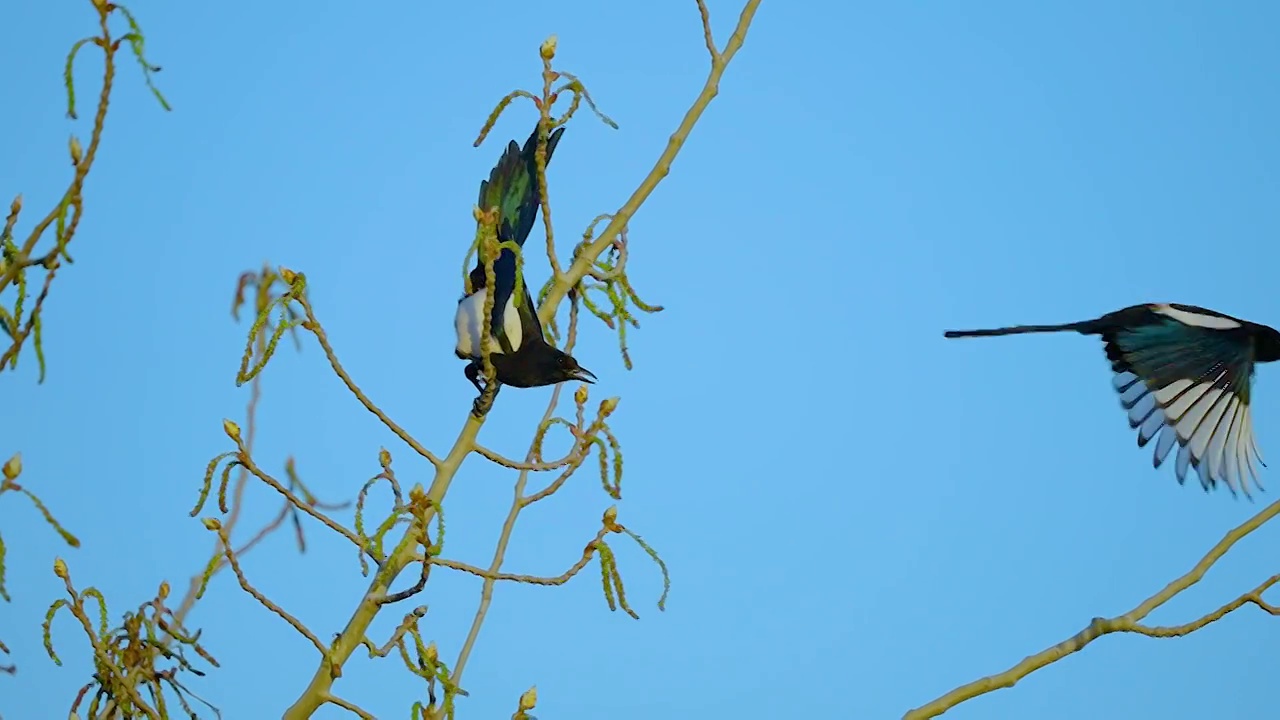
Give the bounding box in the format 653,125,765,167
470,378,501,418
463,371,496,417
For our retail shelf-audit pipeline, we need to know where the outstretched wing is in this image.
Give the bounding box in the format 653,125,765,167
470,124,565,351
1106,306,1266,496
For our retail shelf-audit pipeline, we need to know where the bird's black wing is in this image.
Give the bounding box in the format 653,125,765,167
1106,304,1265,496
512,279,548,348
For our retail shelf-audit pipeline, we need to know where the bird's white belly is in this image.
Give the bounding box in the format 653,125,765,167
455,288,523,358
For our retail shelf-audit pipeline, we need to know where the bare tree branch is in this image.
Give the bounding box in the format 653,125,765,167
905,497,1280,719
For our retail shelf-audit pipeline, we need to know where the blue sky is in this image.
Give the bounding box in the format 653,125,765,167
5,1,1280,718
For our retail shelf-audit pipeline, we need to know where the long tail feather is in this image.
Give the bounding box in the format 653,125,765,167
476,123,566,248
468,123,568,344
944,321,1094,339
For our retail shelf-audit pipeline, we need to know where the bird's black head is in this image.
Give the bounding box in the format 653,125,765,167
490,344,597,388
548,349,596,385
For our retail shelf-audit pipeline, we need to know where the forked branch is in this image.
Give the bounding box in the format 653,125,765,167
905,496,1280,719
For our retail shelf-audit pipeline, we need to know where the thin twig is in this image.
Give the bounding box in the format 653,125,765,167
359,606,428,657
325,693,376,719
297,296,443,468
472,443,575,471
1129,573,1280,637
211,524,329,658
0,253,60,371
695,0,719,61
234,450,368,553
172,349,261,631
429,533,605,587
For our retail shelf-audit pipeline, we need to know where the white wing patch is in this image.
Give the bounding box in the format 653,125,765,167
1115,369,1265,496
1153,304,1243,330
454,287,523,359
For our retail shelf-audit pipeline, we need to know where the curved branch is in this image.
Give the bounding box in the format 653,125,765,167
905,496,1280,719
537,0,761,322
449,383,569,689
297,296,443,468
430,530,607,588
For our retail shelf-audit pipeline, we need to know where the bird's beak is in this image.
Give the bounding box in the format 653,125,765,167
571,367,597,384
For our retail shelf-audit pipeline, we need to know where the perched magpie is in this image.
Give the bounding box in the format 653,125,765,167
945,303,1280,497
454,123,595,412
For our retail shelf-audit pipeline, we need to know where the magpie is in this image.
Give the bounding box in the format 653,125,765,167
454,123,595,414
945,303,1280,497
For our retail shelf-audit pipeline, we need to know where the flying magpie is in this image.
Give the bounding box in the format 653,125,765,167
454,123,595,413
945,303,1280,497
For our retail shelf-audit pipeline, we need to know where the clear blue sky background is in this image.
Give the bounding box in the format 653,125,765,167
5,1,1280,718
